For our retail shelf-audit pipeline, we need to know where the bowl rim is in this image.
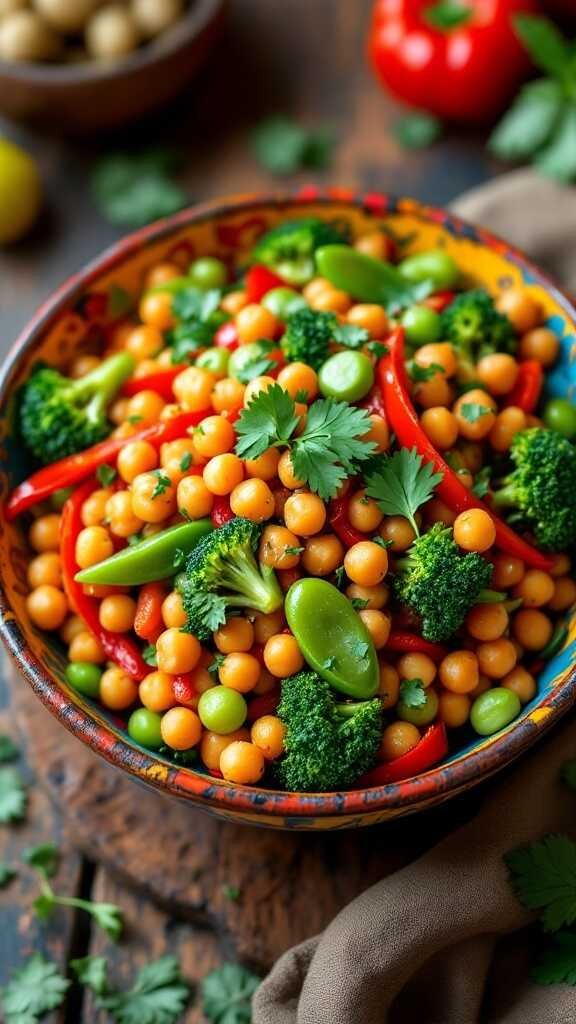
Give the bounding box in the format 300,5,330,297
0,0,224,84
1,187,575,821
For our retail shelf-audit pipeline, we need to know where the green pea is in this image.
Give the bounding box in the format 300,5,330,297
65,662,102,698
262,287,307,320
51,487,73,511
397,688,439,726
196,347,230,377
127,708,163,749
470,688,521,736
401,305,441,346
188,257,228,290
398,250,459,290
543,397,576,440
318,350,374,402
198,687,247,734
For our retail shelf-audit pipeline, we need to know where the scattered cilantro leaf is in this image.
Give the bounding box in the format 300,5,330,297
70,955,109,996
399,678,427,708
253,117,335,175
505,834,576,932
514,13,571,79
351,598,369,611
372,535,393,550
472,466,492,499
331,322,370,350
87,902,124,941
293,388,310,403
408,361,445,383
351,640,370,660
184,592,227,634
91,149,188,229
142,645,158,668
201,963,260,1024
235,355,278,384
284,545,304,556
366,341,389,359
22,842,59,879
208,653,226,678
170,321,215,364
0,735,19,763
179,451,192,472
489,79,563,162
0,767,27,823
334,566,346,590
366,448,443,535
322,656,337,671
0,862,16,888
76,954,190,1024
394,112,443,149
222,884,241,902
172,287,222,324
533,931,576,986
460,402,492,424
289,399,377,501
1,954,70,1021
127,532,143,547
127,415,144,425
152,471,172,498
235,383,300,460
97,464,117,487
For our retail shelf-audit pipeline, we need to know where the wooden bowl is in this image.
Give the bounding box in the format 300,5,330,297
0,0,226,133
0,189,574,829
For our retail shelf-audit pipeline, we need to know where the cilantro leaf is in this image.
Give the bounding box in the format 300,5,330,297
489,79,563,162
184,591,228,634
460,403,493,424
170,321,216,364
0,862,16,888
513,14,572,80
366,341,389,359
208,652,226,677
331,322,370,349
97,464,117,487
284,545,304,556
0,768,27,823
366,448,443,535
222,884,241,902
533,931,576,986
536,105,576,184
22,842,59,879
394,112,443,150
152,471,172,498
85,902,123,942
334,566,345,589
235,355,278,385
142,644,158,667
506,835,576,932
0,735,19,763
351,598,369,611
252,117,335,175
472,466,492,499
399,678,427,708
179,451,192,472
70,955,109,996
201,963,260,1024
75,955,190,1024
91,150,188,229
1,954,70,1021
172,287,222,324
408,361,445,383
290,399,377,501
235,383,301,460
351,640,370,660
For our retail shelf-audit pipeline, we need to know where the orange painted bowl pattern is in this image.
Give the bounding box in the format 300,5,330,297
0,189,575,830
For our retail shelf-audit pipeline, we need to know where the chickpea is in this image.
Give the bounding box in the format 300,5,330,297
489,407,527,453
358,609,390,649
397,652,437,688
75,525,114,569
99,667,138,710
244,448,280,482
26,585,67,631
131,0,184,37
219,652,261,692
110,397,129,425
453,509,496,553
200,728,250,770
68,630,105,664
347,490,383,533
145,262,180,288
277,362,318,401
354,231,392,260
263,634,304,678
496,288,542,334
519,327,559,367
203,453,244,496
125,325,163,362
30,514,61,553
99,595,136,633
380,722,420,761
453,389,497,440
548,576,576,612
161,707,202,751
70,354,101,378
476,638,517,679
131,471,176,523
550,553,571,578
502,666,537,705
116,441,156,485
221,290,248,316
27,552,62,590
253,610,285,645
243,375,276,406
476,353,519,395
211,377,245,414
277,450,305,489
139,671,176,712
513,569,555,608
284,492,326,537
220,741,265,784
161,591,187,629
259,525,301,570
439,650,479,694
347,303,388,337
177,476,214,520
419,407,459,450
344,541,388,587
309,287,351,314
251,715,286,760
230,478,275,522
424,498,456,527
301,534,344,577
0,10,60,62
214,618,254,654
236,304,278,345
492,554,525,589
465,602,509,642
512,608,553,651
438,692,471,728
173,366,215,412
160,439,203,482
156,628,201,674
414,342,457,378
60,616,86,647
413,371,454,410
137,292,174,333
126,389,165,426
193,416,235,459
346,582,389,610
106,491,144,538
469,674,492,699
363,413,390,453
378,662,400,709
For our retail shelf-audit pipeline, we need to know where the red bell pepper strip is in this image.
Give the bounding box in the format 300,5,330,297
172,673,198,705
361,385,386,419
122,368,181,401
134,582,165,642
379,329,554,572
214,321,239,351
386,630,447,663
328,498,366,549
358,723,448,787
6,410,210,521
423,290,455,313
211,496,235,528
504,360,543,414
245,265,285,303
60,481,148,681
246,689,281,723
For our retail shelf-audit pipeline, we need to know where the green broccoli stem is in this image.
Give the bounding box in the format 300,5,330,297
334,700,380,719
70,352,135,421
217,550,283,615
490,483,517,509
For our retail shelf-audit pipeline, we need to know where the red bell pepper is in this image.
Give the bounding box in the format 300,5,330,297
122,368,181,401
172,673,197,705
211,496,235,528
368,0,538,124
359,722,448,786
60,481,148,681
379,330,554,572
6,410,210,521
246,689,281,723
423,290,455,313
214,321,239,352
328,497,366,549
386,630,447,662
361,385,387,419
134,582,165,642
245,265,285,303
505,359,543,414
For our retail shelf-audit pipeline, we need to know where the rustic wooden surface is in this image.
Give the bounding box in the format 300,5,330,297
0,0,496,1018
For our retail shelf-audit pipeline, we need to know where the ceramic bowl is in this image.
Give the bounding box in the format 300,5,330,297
0,188,574,830
0,0,226,133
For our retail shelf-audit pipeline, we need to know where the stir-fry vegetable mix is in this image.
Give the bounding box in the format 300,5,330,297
9,218,576,791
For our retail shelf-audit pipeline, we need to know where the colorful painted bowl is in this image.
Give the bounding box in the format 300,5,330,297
0,190,574,830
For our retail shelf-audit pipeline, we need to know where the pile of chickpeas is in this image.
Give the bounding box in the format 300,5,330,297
0,0,186,64
21,233,576,788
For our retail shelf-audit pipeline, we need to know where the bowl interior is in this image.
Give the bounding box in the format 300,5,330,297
0,192,575,825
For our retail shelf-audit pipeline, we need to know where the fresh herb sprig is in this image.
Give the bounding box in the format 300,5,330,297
1,954,70,1023
91,149,188,228
72,954,191,1024
252,116,335,175
201,963,260,1024
399,678,427,709
365,447,443,535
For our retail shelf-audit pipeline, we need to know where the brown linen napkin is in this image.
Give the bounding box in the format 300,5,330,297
252,171,576,1024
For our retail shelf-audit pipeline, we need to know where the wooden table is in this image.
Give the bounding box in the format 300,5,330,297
0,2,497,1019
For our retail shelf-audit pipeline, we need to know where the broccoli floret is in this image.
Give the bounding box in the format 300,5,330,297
394,523,494,642
281,308,335,370
19,352,135,465
492,428,576,551
179,517,283,641
251,217,346,286
275,671,381,792
440,289,516,372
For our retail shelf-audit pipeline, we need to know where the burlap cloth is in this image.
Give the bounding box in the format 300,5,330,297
252,171,576,1024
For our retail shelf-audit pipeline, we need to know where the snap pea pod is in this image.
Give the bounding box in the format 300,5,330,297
285,578,378,698
75,520,213,586
315,245,432,310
